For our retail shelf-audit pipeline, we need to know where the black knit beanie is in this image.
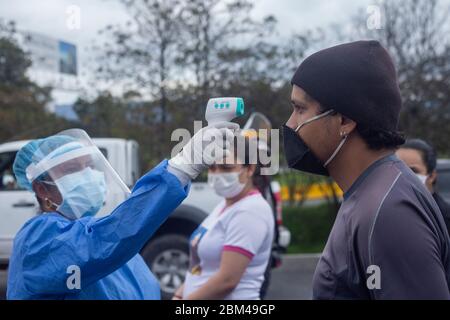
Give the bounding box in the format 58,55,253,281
291,40,402,132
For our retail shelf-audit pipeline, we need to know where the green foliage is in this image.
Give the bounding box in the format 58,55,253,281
283,204,338,254
0,35,72,143
74,93,128,137
0,37,31,88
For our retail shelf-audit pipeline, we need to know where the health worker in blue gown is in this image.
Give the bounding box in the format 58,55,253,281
7,124,237,300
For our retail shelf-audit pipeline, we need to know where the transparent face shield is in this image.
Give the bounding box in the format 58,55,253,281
242,112,272,147
25,129,130,220
240,112,273,174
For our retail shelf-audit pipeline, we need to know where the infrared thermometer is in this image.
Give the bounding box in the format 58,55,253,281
205,97,245,125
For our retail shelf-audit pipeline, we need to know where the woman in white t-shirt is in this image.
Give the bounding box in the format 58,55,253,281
173,136,274,300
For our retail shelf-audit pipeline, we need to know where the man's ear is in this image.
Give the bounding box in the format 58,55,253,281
340,115,357,136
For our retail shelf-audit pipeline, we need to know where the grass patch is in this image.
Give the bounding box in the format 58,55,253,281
283,203,337,254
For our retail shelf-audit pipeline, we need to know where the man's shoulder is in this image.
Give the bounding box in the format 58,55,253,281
343,163,428,239
343,162,403,223
371,171,446,243
349,158,431,218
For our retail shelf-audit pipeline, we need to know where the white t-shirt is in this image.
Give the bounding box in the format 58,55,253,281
183,190,274,300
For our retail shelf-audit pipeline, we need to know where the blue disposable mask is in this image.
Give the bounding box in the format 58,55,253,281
50,167,106,220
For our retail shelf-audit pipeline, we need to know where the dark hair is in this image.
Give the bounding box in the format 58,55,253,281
400,139,437,174
317,105,405,151
233,135,258,167
233,135,270,195
356,124,405,151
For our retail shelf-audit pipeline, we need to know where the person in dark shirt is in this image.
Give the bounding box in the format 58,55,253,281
396,139,450,235
282,40,450,299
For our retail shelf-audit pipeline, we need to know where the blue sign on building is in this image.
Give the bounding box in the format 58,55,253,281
59,41,77,75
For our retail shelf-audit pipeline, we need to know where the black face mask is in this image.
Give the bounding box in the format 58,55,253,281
282,109,348,176
282,124,329,176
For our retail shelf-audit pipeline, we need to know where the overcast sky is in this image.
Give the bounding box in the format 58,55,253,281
0,0,374,45
0,0,374,103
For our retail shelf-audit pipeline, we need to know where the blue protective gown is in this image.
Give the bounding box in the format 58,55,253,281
7,160,189,300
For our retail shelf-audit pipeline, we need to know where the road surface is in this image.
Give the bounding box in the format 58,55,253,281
0,254,320,300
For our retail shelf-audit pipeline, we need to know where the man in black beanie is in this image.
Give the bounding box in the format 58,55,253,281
282,40,450,299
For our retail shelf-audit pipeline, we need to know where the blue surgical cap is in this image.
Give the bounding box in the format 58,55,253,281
13,135,78,191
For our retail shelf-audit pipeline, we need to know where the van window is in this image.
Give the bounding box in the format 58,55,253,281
437,169,450,195
99,148,108,159
0,151,25,191
132,143,140,185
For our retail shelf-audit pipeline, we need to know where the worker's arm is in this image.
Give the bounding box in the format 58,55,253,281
20,123,237,296
21,159,189,295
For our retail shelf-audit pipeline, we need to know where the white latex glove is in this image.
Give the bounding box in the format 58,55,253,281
169,121,239,180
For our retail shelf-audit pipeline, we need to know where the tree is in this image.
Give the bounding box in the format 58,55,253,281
0,23,70,142
351,0,450,154
93,0,285,161
96,0,185,125
73,92,127,137
94,0,189,160
178,0,278,118
73,90,178,170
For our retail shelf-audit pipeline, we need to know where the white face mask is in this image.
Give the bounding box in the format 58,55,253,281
415,174,428,185
208,171,246,199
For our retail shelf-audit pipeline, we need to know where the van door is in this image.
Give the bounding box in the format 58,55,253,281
127,140,140,187
0,151,38,261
